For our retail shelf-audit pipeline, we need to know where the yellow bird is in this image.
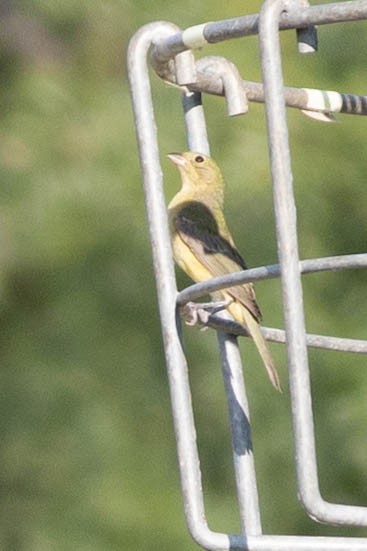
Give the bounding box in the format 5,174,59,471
168,151,281,391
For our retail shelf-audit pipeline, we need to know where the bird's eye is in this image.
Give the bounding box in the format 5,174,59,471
194,155,204,163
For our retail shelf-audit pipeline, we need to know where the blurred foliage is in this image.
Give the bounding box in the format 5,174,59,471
0,0,366,549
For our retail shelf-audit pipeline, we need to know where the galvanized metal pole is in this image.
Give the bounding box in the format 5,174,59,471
259,0,367,526
182,87,262,536
127,23,215,547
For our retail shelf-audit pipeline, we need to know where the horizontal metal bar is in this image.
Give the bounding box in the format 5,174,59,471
154,52,367,116
246,534,367,550
177,254,367,305
204,0,367,42
201,315,367,353
263,326,367,353
154,49,367,117
244,534,367,550
244,81,367,116
189,525,367,550
153,0,367,60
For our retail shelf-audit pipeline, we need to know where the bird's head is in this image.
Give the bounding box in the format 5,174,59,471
168,152,224,196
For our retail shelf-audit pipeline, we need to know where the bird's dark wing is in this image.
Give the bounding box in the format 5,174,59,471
173,200,262,321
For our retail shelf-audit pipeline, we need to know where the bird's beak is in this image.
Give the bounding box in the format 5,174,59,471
167,153,187,168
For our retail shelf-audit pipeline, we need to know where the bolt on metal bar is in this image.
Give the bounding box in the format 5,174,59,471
259,0,367,526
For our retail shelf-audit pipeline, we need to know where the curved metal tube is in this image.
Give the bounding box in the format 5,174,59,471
259,0,367,527
128,11,367,550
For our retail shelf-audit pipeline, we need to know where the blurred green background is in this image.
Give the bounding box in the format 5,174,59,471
1,0,366,549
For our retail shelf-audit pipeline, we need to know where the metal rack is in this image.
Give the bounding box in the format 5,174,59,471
127,1,367,549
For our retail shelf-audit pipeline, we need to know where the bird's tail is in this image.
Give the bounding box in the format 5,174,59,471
228,301,282,392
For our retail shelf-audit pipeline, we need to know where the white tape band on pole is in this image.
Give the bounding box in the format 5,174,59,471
182,24,210,49
305,88,343,113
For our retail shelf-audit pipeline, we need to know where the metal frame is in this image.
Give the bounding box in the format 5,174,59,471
127,1,367,549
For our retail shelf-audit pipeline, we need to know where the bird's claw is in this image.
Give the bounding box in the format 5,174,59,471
179,300,232,328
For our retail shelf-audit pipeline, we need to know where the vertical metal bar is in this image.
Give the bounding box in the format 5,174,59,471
127,23,212,546
175,50,197,85
259,0,367,526
259,0,331,519
182,87,262,536
296,0,318,53
129,24,249,551
182,91,210,155
296,26,318,53
218,331,263,536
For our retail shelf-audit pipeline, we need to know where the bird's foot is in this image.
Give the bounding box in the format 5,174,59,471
179,300,232,328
